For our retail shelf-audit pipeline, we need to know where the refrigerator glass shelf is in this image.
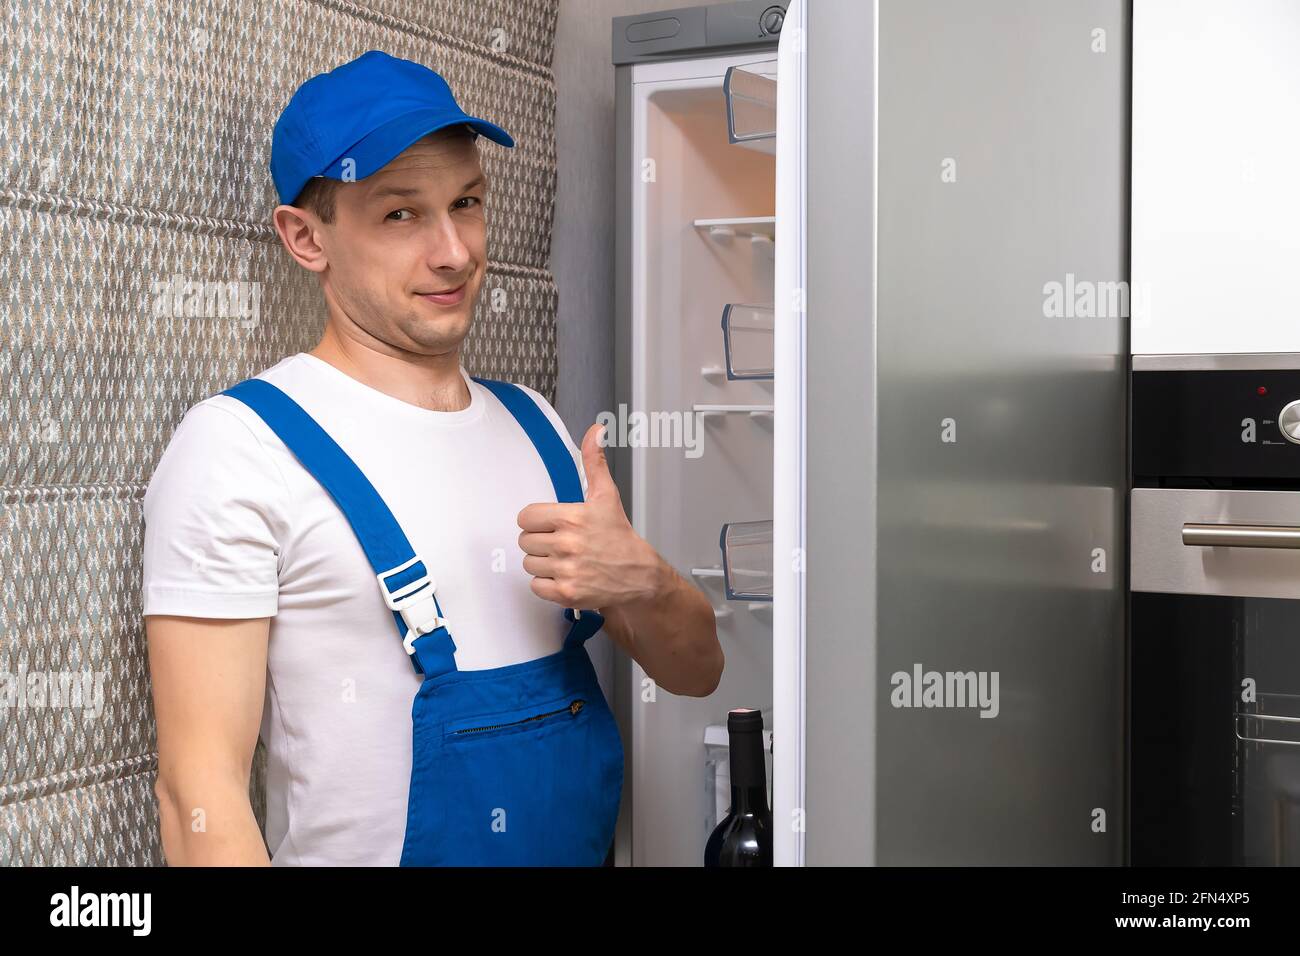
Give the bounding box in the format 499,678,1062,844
722,303,775,380
720,519,774,602
723,60,777,154
693,216,775,241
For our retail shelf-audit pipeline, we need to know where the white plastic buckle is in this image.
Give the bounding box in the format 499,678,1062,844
376,556,448,655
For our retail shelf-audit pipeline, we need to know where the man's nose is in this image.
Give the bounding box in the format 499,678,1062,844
425,215,472,273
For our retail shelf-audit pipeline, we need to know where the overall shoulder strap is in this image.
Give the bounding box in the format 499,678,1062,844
473,377,605,643
472,378,584,504
220,378,455,675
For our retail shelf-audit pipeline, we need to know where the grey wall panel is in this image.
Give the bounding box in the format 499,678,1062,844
874,0,1128,863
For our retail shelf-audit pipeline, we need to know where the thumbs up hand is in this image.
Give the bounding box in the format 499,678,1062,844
517,422,667,611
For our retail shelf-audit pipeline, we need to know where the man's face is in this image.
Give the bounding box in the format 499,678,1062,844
318,131,488,357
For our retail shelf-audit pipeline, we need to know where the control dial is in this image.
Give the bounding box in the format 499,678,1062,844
1280,399,1300,444
760,5,785,34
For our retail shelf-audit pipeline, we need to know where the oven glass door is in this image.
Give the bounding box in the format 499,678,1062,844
1132,592,1300,865
1131,488,1300,866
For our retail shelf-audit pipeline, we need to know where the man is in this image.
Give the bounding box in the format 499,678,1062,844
143,50,721,866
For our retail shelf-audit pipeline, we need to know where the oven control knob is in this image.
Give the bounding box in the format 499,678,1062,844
1280,400,1300,443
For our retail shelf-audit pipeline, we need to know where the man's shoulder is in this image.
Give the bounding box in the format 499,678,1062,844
510,381,557,416
471,376,558,418
169,354,306,444
143,366,302,514
171,389,282,452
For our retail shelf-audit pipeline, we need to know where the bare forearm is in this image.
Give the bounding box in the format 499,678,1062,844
156,778,270,866
600,559,723,697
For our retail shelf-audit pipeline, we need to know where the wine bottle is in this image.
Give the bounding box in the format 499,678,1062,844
704,708,773,866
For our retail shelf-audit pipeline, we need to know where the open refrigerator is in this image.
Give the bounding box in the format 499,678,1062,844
611,2,793,867
611,0,1128,866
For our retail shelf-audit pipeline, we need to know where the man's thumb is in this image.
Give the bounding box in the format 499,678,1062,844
580,422,616,500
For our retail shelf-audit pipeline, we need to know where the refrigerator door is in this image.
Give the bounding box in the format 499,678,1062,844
802,0,1128,864
772,0,808,868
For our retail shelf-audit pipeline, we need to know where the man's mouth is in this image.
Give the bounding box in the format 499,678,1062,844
416,281,467,306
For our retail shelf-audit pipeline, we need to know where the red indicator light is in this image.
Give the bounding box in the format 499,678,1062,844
1258,386,1268,396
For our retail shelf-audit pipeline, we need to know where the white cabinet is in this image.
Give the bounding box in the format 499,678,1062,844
1132,0,1300,355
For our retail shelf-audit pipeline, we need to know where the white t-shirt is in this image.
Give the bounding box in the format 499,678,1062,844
141,352,589,865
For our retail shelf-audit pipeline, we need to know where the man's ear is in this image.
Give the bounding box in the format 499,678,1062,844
272,204,329,274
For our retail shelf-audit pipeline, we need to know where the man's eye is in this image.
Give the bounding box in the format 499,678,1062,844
386,209,413,221
454,196,482,210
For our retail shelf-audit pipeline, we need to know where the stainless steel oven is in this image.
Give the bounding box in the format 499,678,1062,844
1131,354,1300,866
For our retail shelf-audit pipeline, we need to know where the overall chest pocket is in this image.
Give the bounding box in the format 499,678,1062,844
443,694,589,743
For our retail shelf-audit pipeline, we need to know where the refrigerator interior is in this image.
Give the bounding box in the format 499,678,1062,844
628,52,778,866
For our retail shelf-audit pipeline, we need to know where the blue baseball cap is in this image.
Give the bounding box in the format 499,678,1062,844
270,50,515,206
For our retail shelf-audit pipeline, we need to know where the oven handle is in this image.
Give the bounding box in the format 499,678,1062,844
1183,523,1300,549
1235,712,1300,748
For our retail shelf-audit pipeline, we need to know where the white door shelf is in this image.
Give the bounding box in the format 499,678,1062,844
693,403,774,414
720,519,774,602
693,216,776,241
724,60,777,154
722,303,775,380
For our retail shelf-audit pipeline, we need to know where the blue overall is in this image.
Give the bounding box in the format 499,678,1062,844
222,375,625,866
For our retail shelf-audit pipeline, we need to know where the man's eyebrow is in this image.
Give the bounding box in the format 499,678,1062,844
368,184,423,202
367,176,488,203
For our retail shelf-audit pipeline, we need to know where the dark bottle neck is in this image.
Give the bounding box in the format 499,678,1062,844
731,783,769,815
728,727,769,815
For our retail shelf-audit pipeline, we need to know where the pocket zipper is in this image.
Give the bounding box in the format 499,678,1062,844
451,699,586,736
